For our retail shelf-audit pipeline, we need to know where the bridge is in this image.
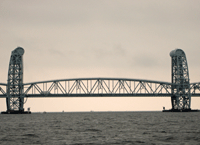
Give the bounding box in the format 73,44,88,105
0,47,200,113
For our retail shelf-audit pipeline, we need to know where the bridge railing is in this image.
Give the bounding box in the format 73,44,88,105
0,83,7,97
23,78,172,97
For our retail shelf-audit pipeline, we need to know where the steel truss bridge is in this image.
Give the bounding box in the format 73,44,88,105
0,47,200,113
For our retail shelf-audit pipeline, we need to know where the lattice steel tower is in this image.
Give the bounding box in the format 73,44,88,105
6,47,25,113
170,49,191,110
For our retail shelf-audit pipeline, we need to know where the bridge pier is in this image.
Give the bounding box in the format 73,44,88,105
1,110,31,114
162,108,199,112
170,49,191,111
162,49,200,112
1,47,31,114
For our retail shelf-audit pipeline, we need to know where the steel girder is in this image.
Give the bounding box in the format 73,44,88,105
6,47,24,111
190,82,200,96
23,78,172,97
2,80,200,98
0,83,7,97
170,49,190,110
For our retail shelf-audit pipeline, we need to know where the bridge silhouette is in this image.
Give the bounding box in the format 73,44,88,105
0,47,200,113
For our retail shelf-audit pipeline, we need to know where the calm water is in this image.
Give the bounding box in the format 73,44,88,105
0,112,200,145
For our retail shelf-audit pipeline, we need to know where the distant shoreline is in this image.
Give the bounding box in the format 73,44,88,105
31,111,167,114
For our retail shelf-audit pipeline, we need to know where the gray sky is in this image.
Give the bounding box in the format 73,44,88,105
1,0,200,112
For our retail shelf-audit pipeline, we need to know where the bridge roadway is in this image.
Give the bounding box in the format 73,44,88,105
0,78,200,98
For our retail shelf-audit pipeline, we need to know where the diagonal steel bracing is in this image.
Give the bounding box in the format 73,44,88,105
0,83,7,97
190,82,200,96
22,78,172,97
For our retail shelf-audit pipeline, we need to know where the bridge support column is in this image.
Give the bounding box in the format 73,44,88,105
169,49,191,111
1,47,30,114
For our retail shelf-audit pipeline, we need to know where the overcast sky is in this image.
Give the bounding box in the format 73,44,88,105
1,0,200,112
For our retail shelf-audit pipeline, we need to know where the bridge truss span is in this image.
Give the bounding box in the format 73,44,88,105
0,83,7,97
23,78,172,97
190,82,200,96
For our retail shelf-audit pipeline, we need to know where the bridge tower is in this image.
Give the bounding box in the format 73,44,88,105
170,49,191,111
6,47,25,113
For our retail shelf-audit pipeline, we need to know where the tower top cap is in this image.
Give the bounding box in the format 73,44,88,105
170,48,185,57
13,47,24,56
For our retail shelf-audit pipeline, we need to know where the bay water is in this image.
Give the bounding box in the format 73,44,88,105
0,112,200,145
